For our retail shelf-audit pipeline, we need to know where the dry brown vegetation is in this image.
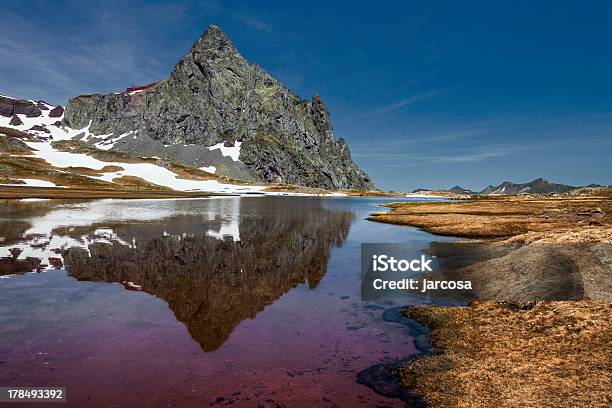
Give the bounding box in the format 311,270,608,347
109,175,173,191
399,301,611,408
263,183,331,194
62,165,125,177
342,189,404,197
0,126,36,141
0,185,227,199
0,154,121,189
0,136,254,194
0,153,197,193
369,190,612,407
262,185,404,196
0,136,160,190
369,190,612,242
408,190,473,199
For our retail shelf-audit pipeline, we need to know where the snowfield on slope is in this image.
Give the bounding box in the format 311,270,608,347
25,141,266,193
0,97,261,194
0,95,346,196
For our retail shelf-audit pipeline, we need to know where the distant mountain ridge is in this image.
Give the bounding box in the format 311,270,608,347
412,178,602,195
479,178,577,195
448,185,477,194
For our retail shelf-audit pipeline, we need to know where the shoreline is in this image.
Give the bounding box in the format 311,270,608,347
367,191,611,407
0,185,418,200
0,185,235,199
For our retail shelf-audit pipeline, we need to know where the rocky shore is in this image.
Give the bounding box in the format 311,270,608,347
369,190,611,407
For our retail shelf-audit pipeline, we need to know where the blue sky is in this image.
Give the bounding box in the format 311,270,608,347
1,0,611,191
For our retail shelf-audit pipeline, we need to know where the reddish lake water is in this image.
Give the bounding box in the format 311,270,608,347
0,197,452,407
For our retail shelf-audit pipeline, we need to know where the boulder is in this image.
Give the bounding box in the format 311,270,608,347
0,95,42,117
9,115,23,126
49,106,64,117
29,125,50,133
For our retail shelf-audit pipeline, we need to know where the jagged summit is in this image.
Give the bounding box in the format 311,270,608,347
190,25,238,59
64,25,374,190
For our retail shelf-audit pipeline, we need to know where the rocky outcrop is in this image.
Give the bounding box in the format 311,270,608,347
0,95,42,117
49,106,64,118
9,115,23,126
64,25,374,190
28,125,50,133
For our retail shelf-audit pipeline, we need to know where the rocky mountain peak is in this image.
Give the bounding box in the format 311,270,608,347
191,25,238,59
63,25,374,190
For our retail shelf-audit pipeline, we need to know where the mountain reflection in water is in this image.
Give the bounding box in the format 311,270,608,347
0,197,354,351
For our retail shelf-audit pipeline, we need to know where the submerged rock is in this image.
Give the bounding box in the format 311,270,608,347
356,360,426,406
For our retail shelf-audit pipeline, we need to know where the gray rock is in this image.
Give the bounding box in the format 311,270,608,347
29,125,50,133
64,25,374,190
9,115,23,126
0,96,42,117
49,106,64,118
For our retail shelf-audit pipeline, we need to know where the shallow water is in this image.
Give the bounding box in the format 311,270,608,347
0,196,451,407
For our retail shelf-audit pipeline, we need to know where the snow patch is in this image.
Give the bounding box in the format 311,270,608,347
208,141,242,161
0,179,60,188
20,141,266,194
199,165,217,174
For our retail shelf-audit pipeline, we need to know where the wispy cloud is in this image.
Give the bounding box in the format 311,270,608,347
235,14,272,32
352,147,515,165
349,125,491,154
353,134,612,165
0,4,183,105
421,150,512,163
363,90,442,118
382,70,440,97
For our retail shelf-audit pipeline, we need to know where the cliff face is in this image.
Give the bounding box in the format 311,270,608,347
64,25,374,190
